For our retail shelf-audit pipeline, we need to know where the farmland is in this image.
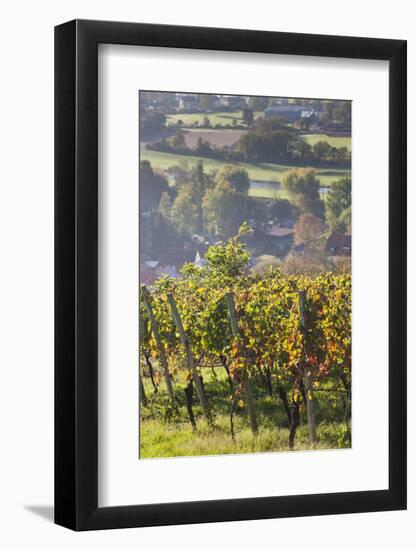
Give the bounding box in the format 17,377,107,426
302,133,352,151
183,128,246,148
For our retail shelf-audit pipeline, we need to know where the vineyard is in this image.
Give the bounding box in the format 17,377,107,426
139,224,352,458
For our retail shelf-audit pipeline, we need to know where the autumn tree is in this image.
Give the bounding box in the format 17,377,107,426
293,213,325,253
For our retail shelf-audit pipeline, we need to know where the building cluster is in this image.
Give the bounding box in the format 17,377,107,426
140,217,351,287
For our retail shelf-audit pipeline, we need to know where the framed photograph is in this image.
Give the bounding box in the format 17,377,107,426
55,19,406,530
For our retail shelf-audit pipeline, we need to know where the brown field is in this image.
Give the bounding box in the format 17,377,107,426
183,128,246,148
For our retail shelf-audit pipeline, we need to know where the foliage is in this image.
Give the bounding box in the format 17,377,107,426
293,213,325,253
139,160,172,213
202,180,248,239
326,178,352,233
215,165,250,194
242,107,254,127
171,187,201,235
139,111,166,135
140,228,351,451
282,168,324,218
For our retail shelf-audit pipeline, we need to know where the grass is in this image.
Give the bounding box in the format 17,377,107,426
302,133,352,152
166,111,263,127
248,187,286,199
140,146,350,192
140,367,351,459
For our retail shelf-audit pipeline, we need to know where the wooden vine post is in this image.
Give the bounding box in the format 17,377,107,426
167,293,211,424
139,371,148,407
225,292,258,436
140,285,175,400
299,290,317,444
138,309,148,407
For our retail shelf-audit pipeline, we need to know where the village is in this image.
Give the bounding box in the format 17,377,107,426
139,91,352,285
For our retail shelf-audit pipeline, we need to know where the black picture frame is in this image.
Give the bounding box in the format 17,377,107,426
55,19,407,531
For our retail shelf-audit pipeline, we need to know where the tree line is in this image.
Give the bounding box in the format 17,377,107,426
146,122,351,166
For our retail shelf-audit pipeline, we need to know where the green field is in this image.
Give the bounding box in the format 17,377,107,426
302,133,352,152
140,146,350,196
140,367,350,458
166,111,263,127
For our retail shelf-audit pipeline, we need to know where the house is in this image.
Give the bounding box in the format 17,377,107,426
264,224,295,254
326,233,352,256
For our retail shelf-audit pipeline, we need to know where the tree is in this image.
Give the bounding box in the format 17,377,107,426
247,96,268,111
140,111,166,135
338,206,352,234
237,129,295,162
333,101,351,124
266,198,297,222
254,116,287,133
159,191,173,220
215,165,250,194
288,139,313,160
326,178,351,232
202,116,210,128
293,213,325,253
195,137,212,156
203,181,248,239
171,187,201,235
198,94,214,111
313,140,332,161
204,222,252,279
140,209,181,257
171,132,186,149
139,160,171,213
282,168,324,218
242,107,254,127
